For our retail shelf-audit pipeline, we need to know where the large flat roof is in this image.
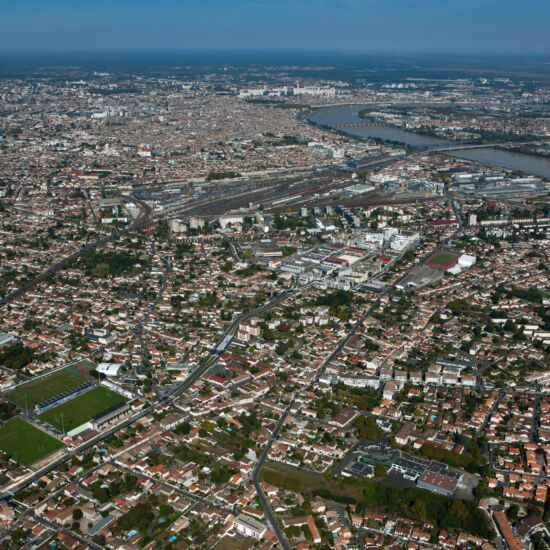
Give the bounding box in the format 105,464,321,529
91,401,128,422
418,470,458,493
234,513,266,535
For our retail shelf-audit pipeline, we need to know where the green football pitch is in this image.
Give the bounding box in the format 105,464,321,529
37,386,128,433
7,362,93,410
0,417,65,466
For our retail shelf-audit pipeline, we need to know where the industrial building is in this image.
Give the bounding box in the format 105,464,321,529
417,468,461,496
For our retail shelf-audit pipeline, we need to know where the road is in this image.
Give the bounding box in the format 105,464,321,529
251,395,296,550
201,237,213,273
357,524,443,550
223,235,242,264
530,389,541,443
476,392,502,437
134,254,171,397
446,187,463,232
168,285,298,403
475,387,543,441
11,183,24,204
81,187,97,221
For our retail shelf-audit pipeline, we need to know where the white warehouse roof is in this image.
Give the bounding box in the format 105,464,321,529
458,254,476,267
96,363,123,376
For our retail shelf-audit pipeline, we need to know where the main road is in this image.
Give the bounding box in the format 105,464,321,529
251,394,296,550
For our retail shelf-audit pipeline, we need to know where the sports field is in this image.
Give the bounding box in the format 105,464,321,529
37,386,128,433
0,417,65,465
426,251,459,270
7,362,93,410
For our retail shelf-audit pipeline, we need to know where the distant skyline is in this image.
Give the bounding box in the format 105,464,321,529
1,0,550,55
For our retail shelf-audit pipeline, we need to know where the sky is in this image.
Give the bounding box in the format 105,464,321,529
1,0,549,55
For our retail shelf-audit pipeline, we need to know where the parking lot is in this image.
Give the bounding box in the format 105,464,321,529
454,472,480,501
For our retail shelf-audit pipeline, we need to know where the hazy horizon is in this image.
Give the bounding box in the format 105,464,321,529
2,0,550,56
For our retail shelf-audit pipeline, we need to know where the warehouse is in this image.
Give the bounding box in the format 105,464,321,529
417,470,459,496
96,363,123,377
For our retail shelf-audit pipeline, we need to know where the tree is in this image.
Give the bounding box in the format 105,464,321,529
412,500,427,521
159,504,173,517
91,485,109,503
72,508,83,520
506,504,519,522
92,534,106,545
175,421,191,435
359,417,382,440
375,464,387,477
450,500,469,521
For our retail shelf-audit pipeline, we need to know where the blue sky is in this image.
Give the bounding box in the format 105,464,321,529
1,0,549,54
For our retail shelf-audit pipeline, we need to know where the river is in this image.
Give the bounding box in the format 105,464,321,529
449,148,550,179
309,104,550,178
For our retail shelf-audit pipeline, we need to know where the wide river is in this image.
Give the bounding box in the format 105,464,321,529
309,105,550,178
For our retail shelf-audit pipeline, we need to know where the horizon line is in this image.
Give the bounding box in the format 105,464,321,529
2,49,550,58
